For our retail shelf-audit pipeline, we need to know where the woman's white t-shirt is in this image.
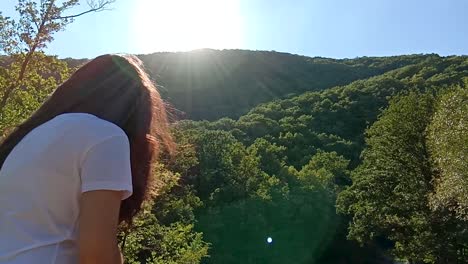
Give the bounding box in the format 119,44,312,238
0,113,133,264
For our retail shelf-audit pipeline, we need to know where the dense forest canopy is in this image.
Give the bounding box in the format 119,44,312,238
1,49,467,263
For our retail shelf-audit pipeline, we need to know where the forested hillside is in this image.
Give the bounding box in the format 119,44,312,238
1,50,467,263
65,50,437,120
150,53,467,263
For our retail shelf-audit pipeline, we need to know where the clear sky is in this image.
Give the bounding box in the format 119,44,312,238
1,0,467,59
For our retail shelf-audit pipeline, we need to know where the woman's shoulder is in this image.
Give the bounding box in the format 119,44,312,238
54,113,128,143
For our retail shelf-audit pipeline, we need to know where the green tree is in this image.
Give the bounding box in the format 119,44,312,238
427,84,468,220
119,164,210,264
174,128,278,203
337,91,466,262
121,205,209,264
247,138,286,178
0,52,69,133
0,0,114,112
298,150,350,192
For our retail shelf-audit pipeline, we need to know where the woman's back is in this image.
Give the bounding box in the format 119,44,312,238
0,113,132,264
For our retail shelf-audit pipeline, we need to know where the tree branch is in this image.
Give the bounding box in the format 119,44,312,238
52,0,114,20
33,20,40,31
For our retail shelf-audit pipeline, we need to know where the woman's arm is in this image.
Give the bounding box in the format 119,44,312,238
78,190,124,264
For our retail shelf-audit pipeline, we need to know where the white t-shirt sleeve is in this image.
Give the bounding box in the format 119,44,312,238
80,135,133,200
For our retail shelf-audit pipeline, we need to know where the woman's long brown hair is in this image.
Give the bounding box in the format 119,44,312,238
0,54,175,224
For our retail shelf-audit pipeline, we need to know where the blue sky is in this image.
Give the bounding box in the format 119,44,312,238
1,0,467,59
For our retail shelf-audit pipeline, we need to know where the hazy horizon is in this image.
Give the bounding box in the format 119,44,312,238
58,48,467,61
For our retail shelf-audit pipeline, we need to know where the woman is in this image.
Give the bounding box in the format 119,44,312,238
0,54,174,263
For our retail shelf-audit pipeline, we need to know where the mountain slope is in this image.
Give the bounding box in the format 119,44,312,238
139,49,436,120
177,54,468,168
64,49,437,120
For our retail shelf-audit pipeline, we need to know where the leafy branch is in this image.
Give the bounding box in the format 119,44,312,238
0,0,115,112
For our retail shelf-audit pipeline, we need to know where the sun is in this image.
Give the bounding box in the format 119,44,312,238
132,0,244,53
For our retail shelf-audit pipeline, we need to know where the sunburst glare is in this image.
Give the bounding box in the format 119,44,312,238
132,0,244,53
